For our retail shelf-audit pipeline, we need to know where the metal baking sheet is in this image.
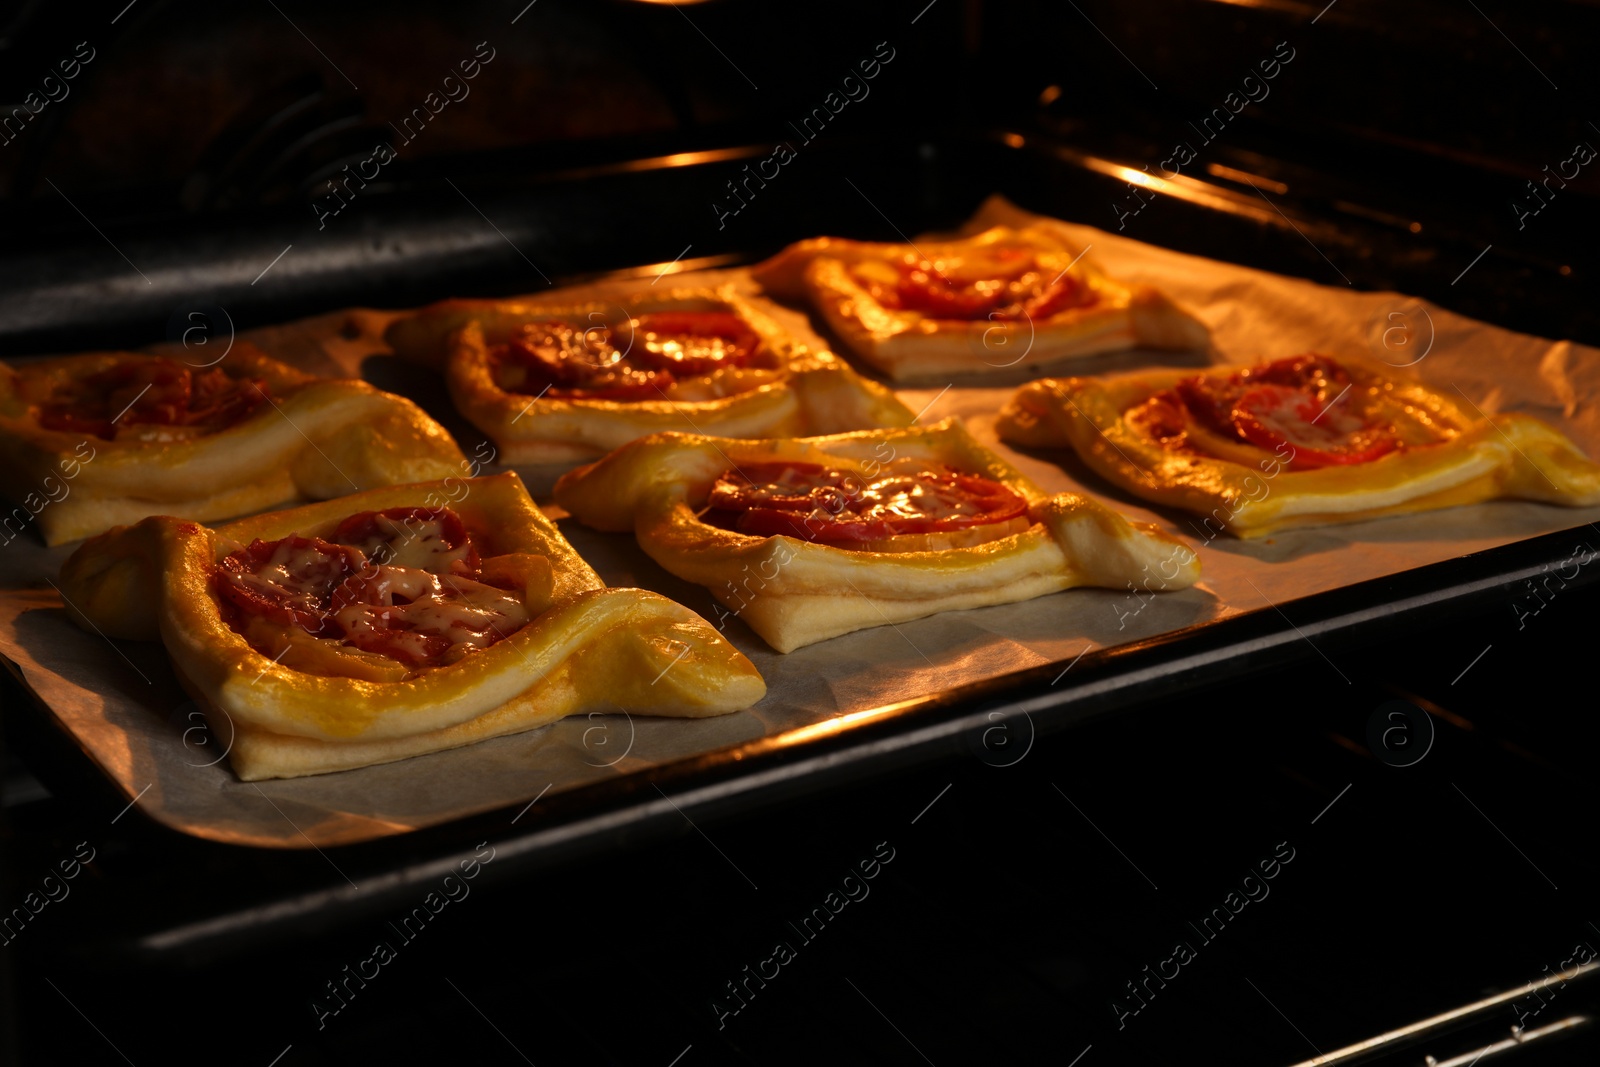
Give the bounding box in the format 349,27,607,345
3,202,1598,848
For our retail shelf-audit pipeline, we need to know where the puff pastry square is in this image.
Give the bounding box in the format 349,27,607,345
383,285,914,464
0,344,468,546
57,472,766,780
997,353,1600,538
749,222,1208,383
553,418,1200,652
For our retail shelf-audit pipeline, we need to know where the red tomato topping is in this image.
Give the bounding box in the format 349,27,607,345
326,566,452,665
35,410,118,438
492,321,670,401
892,266,1006,321
1163,354,1401,469
1019,273,1096,320
327,568,470,666
881,253,1096,322
215,536,366,634
629,311,761,375
332,506,479,575
327,567,528,665
37,358,270,439
491,310,759,402
213,506,529,669
705,462,1028,544
1232,384,1398,467
341,626,455,666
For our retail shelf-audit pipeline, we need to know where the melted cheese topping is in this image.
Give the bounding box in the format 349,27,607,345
333,567,530,658
258,539,345,598
346,514,474,571
215,508,548,679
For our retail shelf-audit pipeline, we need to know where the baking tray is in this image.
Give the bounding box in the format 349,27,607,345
3,132,1598,926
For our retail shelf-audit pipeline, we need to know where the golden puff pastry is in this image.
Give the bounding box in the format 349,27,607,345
0,344,468,546
553,417,1200,653
57,472,766,780
749,223,1208,383
383,285,914,465
997,353,1600,539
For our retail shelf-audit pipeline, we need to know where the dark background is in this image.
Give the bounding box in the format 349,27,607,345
3,1,1600,1063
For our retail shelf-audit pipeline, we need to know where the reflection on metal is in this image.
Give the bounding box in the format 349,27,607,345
1000,133,1280,226
1334,199,1423,234
653,150,738,169
1283,961,1600,1066
537,146,759,186
774,706,905,747
599,252,745,284
1207,162,1289,195
1425,1014,1589,1067
1110,163,1161,191
1199,0,1321,15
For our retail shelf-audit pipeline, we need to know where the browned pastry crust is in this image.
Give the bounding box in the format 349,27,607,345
0,344,468,545
554,418,1201,652
998,357,1600,537
750,224,1208,383
384,286,915,464
58,473,767,780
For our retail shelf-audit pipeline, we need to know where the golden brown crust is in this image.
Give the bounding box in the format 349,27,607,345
0,344,468,546
749,225,1209,383
57,473,766,779
553,418,1201,652
996,357,1600,538
383,285,915,464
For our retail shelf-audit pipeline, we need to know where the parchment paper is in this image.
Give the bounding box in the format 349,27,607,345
3,199,1596,847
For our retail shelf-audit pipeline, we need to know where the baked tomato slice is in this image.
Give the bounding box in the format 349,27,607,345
628,311,761,376
38,357,269,438
35,409,117,438
217,510,528,670
1230,383,1398,468
333,506,479,575
883,248,1095,323
98,358,191,425
893,266,1007,321
342,627,454,666
215,535,366,633
329,566,529,666
494,321,672,401
185,366,270,428
706,462,1028,546
1019,271,1096,319
327,567,455,666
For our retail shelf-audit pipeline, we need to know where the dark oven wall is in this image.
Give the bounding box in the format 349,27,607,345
0,0,933,351
0,0,1595,346
0,0,935,214
983,0,1600,345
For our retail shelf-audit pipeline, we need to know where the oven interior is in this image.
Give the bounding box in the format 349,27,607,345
2,1,1598,1063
